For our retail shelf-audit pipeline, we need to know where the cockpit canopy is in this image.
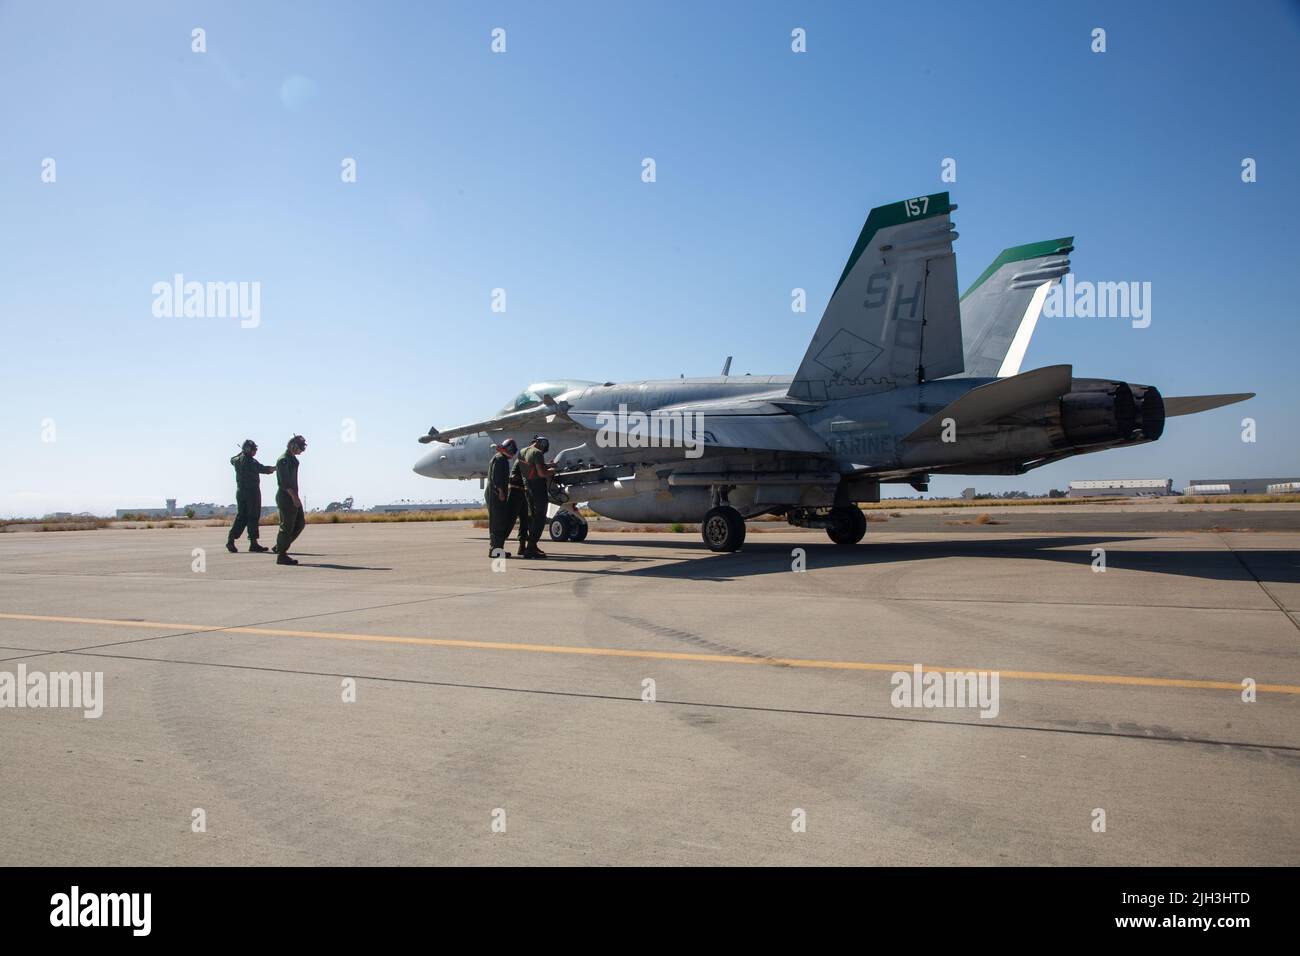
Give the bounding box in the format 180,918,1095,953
498,381,597,415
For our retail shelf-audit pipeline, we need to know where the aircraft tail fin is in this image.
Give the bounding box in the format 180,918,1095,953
957,238,1073,378
788,193,962,402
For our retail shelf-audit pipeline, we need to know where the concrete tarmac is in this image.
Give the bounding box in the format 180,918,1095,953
0,518,1297,865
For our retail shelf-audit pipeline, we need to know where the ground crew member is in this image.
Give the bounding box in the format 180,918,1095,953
500,439,530,555
226,439,275,553
517,435,555,558
485,439,519,557
273,435,308,566
509,449,529,556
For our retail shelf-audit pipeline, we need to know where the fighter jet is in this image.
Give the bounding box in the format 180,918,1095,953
414,192,1253,551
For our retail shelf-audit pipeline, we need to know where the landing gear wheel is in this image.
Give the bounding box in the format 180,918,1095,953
573,518,589,542
826,506,867,545
549,512,575,542
702,505,746,552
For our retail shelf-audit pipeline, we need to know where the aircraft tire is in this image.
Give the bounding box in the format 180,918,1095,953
826,506,867,545
549,513,574,542
702,505,746,552
573,519,588,542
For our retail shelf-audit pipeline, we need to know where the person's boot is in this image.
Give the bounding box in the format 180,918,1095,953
517,542,527,557
248,542,269,553
527,547,548,559
225,539,238,553
277,554,299,566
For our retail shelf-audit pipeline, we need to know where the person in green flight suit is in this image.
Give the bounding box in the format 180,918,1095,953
273,435,308,566
485,438,520,558
226,439,276,553
502,439,530,556
517,435,555,559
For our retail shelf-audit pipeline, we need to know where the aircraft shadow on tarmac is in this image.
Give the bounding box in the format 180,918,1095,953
521,535,1300,585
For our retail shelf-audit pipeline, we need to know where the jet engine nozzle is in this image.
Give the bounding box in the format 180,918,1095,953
1060,379,1164,448
1130,384,1165,442
1061,381,1137,446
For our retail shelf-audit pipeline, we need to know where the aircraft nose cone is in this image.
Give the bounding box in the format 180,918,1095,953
413,445,451,478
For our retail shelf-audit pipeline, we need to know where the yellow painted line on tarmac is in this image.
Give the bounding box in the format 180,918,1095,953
2,611,1298,695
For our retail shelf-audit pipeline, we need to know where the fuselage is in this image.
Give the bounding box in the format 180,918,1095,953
413,376,794,481
414,370,1164,525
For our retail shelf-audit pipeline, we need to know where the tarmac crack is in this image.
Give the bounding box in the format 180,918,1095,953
1215,533,1300,634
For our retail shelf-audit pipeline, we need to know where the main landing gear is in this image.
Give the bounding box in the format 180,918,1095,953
702,505,746,552
783,506,868,545
698,489,869,552
701,485,747,552
825,506,867,545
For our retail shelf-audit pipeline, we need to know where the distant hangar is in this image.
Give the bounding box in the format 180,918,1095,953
1068,479,1173,498
1067,477,1300,498
1187,477,1300,495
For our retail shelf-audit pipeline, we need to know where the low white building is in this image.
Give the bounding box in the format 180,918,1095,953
115,500,238,518
1188,477,1300,495
1068,479,1173,498
369,500,479,513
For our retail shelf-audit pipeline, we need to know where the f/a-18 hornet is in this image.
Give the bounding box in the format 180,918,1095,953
415,192,1252,551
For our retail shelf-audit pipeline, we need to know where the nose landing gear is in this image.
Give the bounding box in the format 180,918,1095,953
548,509,589,542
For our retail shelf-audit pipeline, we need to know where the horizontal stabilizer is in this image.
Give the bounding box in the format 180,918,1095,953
1163,393,1255,417
905,364,1073,442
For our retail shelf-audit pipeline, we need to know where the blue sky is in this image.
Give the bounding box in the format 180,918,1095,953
1,0,1297,515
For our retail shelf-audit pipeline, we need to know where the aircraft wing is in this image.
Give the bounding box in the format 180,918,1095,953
904,364,1074,441
417,396,570,443
1162,393,1255,417
568,399,830,454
